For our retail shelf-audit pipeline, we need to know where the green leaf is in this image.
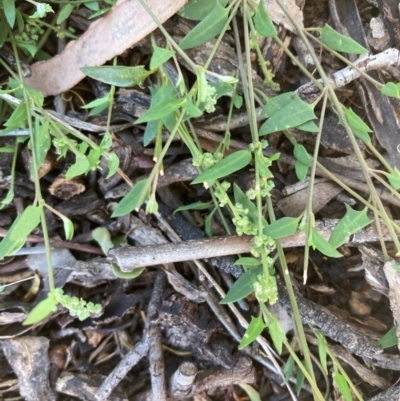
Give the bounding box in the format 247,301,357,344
233,183,262,226
85,1,100,11
33,119,51,168
10,205,42,240
106,153,119,179
61,216,74,240
329,205,371,249
350,126,371,143
294,160,308,181
81,65,151,87
309,228,342,258
92,227,114,254
381,82,400,98
297,120,320,132
23,293,57,325
239,314,266,349
234,257,261,268
294,144,312,166
112,263,145,279
112,179,149,217
136,86,183,124
57,3,74,25
320,24,368,54
268,316,285,354
296,361,305,395
238,384,261,401
387,168,400,190
16,41,37,57
204,206,216,237
143,119,159,146
66,154,90,180
174,201,214,214
261,92,293,117
254,0,277,37
264,217,300,239
392,264,400,272
221,266,263,304
191,150,252,184
0,17,7,47
81,92,111,117
282,355,295,385
177,0,227,20
4,102,27,129
150,46,175,71
179,2,228,50
316,332,328,374
333,373,352,401
379,326,398,348
344,107,372,133
185,98,203,118
3,0,16,28
259,95,316,135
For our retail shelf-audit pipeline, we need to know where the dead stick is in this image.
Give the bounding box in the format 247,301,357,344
109,219,399,271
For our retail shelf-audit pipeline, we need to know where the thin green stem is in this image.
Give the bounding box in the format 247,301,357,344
136,0,197,71
303,90,328,284
9,30,55,291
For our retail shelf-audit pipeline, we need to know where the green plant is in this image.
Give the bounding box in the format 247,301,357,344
1,0,399,399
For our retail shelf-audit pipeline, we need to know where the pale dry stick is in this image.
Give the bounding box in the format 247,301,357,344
95,271,166,401
109,218,399,271
296,48,400,95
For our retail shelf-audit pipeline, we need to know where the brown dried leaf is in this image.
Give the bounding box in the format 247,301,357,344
24,0,188,96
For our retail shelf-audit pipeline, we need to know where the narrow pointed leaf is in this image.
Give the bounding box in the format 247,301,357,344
136,86,183,124
10,205,42,240
239,314,266,349
295,160,308,181
174,201,214,214
379,327,398,348
254,0,276,37
3,0,16,28
179,3,228,50
66,154,90,179
381,82,400,98
234,257,261,268
261,92,293,117
260,95,316,135
220,266,263,304
329,205,371,248
388,168,400,190
150,46,175,71
178,0,227,20
264,217,300,239
294,144,312,166
344,107,372,132
23,293,57,325
191,150,252,184
81,66,151,87
333,373,352,401
61,216,74,240
106,153,120,179
268,316,285,354
238,384,261,401
310,228,342,258
320,24,368,54
112,179,149,217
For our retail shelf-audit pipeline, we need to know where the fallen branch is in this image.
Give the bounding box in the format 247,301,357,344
109,219,400,271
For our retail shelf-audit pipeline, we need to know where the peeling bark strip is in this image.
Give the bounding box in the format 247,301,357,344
24,0,188,96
